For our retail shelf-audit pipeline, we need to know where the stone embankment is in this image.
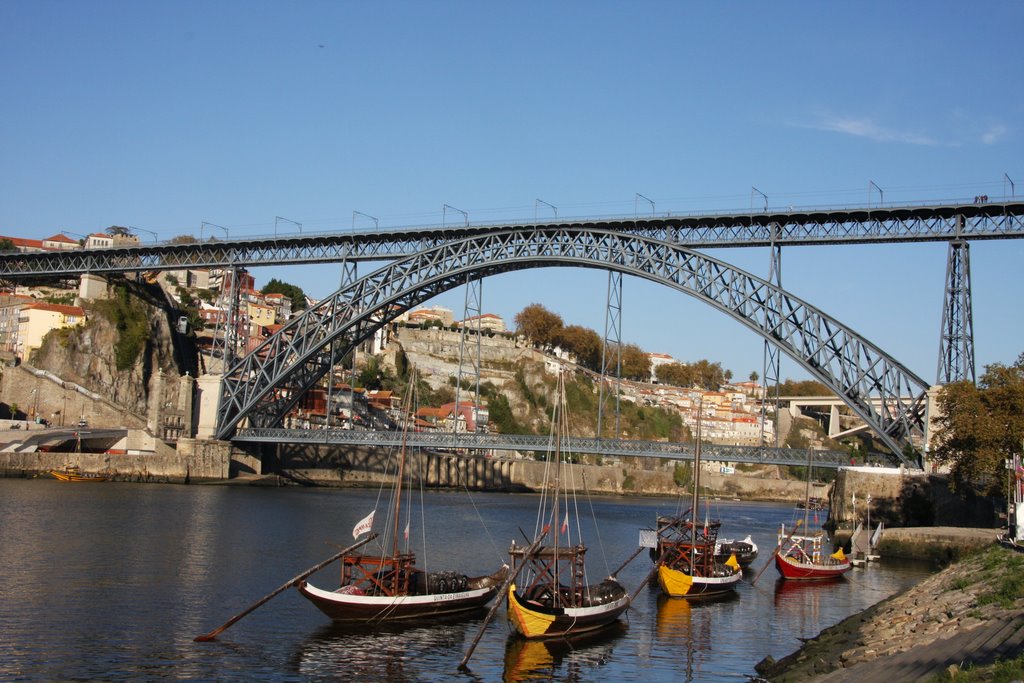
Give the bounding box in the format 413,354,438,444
756,539,1024,682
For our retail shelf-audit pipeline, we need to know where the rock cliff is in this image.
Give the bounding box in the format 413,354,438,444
32,279,197,417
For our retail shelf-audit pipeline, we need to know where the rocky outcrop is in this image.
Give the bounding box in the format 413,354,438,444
755,542,1024,681
31,279,196,419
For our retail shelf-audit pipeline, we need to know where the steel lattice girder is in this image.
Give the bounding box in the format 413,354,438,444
234,428,854,468
215,227,929,467
1,202,1023,278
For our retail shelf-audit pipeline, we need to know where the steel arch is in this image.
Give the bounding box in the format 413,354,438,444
215,227,930,465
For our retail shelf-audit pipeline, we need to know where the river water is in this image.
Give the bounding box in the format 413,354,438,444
0,478,933,682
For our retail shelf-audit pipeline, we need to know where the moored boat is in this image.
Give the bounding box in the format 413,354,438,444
773,449,851,581
774,524,850,580
298,370,508,623
715,535,758,567
49,466,107,482
650,400,742,599
505,370,630,639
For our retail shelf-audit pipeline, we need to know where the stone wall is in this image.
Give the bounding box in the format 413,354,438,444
831,466,997,528
0,438,230,482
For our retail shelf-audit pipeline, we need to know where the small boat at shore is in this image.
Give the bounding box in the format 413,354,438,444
298,372,508,623
716,535,758,568
505,370,630,639
773,450,850,581
774,526,850,580
651,401,742,599
49,466,107,482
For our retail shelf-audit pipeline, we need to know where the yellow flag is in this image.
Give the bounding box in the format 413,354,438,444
830,547,846,561
725,554,740,571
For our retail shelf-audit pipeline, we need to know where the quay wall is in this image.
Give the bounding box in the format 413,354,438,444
2,437,814,501
0,438,230,482
831,466,998,529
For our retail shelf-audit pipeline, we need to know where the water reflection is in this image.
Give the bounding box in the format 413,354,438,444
502,622,627,683
292,615,474,681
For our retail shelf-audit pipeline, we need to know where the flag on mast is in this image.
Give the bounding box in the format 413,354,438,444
404,521,410,541
560,511,569,535
352,510,375,539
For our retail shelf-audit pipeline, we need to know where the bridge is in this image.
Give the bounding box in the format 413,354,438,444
4,198,1022,470
235,427,858,468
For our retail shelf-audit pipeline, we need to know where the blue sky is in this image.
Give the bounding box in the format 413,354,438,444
2,1,1021,384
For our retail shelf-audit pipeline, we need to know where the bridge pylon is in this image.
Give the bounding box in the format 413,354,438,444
936,239,975,385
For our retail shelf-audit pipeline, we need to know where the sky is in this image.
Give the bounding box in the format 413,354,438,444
2,1,1022,385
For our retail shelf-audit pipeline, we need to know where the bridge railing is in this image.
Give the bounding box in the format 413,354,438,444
235,427,864,468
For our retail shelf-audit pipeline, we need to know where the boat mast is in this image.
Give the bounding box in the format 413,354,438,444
691,397,702,569
392,375,415,560
802,448,812,536
551,370,563,605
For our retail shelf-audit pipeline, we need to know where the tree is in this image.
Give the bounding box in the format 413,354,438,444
619,343,651,381
691,359,727,390
554,325,602,371
656,362,695,387
0,238,15,252
749,370,759,383
514,303,563,347
777,379,832,396
106,225,132,237
932,353,1024,495
262,278,308,312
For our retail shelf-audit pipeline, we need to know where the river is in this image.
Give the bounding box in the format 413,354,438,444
0,478,933,682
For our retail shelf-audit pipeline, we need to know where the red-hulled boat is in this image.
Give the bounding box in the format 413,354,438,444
773,524,851,580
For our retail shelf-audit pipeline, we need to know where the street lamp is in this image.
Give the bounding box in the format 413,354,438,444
129,226,158,243
534,198,557,222
62,230,88,246
1006,173,1016,199
868,180,884,208
635,193,655,217
201,221,229,241
751,187,768,212
443,204,468,227
274,216,302,236
352,211,379,230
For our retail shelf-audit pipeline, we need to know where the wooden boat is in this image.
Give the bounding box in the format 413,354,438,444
505,370,630,639
715,534,758,567
49,466,107,482
651,401,741,598
773,449,851,581
774,526,850,580
298,373,508,623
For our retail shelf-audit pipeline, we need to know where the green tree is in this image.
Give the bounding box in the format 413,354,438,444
691,359,727,390
555,324,602,371
656,361,694,387
619,343,651,381
749,370,759,383
262,278,308,312
777,378,832,396
933,354,1024,495
0,238,15,252
514,303,563,347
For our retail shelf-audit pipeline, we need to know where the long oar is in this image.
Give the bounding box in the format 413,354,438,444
458,533,547,671
629,560,661,603
609,544,647,579
751,520,802,586
194,533,378,642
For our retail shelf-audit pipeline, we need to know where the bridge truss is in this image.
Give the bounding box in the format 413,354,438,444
214,227,930,466
1,201,1021,277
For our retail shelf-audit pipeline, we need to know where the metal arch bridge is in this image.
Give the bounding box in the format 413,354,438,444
215,225,931,467
3,199,1021,469
0,200,1022,277
237,428,858,469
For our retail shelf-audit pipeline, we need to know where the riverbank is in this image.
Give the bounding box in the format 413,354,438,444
755,540,1024,681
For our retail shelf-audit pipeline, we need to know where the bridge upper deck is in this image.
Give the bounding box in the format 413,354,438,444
1,200,1022,278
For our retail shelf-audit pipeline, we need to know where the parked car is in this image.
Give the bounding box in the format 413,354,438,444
77,419,88,428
